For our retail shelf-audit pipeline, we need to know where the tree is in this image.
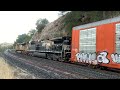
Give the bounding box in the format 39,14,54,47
16,34,31,43
28,29,36,37
15,29,36,44
36,18,49,32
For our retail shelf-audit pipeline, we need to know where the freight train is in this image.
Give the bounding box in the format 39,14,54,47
15,16,120,70
15,36,71,61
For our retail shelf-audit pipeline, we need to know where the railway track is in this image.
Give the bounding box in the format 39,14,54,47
2,49,120,79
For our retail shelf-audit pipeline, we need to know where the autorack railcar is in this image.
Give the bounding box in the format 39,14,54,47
71,16,120,69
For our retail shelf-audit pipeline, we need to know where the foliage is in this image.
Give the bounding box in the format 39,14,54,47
28,29,36,37
15,29,36,44
62,11,120,36
0,44,13,52
36,18,49,32
15,34,30,43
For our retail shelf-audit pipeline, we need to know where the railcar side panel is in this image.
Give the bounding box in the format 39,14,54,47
71,29,80,62
96,23,115,67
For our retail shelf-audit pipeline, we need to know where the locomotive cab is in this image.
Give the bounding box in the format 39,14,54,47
62,36,71,61
47,36,71,61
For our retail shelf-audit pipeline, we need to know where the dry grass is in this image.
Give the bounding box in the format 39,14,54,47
0,57,38,79
0,57,14,79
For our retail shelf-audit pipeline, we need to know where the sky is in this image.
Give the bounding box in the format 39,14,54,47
0,11,59,44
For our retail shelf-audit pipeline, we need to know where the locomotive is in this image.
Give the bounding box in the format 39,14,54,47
15,16,120,70
15,36,71,61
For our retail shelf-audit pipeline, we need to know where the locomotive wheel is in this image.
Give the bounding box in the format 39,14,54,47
47,54,53,60
58,57,62,61
50,54,53,60
45,54,48,59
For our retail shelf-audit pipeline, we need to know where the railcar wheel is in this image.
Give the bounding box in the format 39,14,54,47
88,64,92,68
100,66,108,70
92,65,97,69
88,64,97,69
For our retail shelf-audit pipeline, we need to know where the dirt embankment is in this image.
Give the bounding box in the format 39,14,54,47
0,57,38,79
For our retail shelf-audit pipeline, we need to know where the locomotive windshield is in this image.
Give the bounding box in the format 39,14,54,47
30,41,36,45
63,40,71,45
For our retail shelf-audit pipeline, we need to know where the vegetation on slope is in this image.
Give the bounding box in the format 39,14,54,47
0,57,14,79
0,43,13,52
62,11,120,36
15,11,120,43
14,18,49,44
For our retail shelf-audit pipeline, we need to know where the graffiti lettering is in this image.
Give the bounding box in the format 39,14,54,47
97,51,109,64
111,53,120,63
76,52,97,65
76,51,110,65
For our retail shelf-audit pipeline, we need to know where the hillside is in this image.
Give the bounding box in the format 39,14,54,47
31,11,120,41
0,43,13,52
31,15,67,41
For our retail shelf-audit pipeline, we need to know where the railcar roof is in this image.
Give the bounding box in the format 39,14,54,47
73,16,120,30
50,36,71,41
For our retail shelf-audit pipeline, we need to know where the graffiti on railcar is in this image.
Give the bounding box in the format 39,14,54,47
111,53,120,63
97,51,109,64
75,52,97,65
76,51,110,64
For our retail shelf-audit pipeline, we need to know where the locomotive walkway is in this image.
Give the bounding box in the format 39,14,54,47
2,49,120,79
